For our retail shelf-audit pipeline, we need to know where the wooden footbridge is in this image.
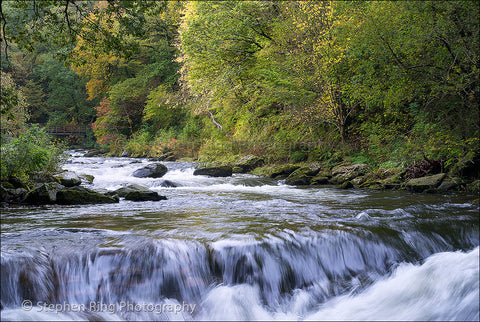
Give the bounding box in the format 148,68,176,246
40,124,90,136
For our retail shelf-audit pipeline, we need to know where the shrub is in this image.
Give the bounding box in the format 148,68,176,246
0,125,66,184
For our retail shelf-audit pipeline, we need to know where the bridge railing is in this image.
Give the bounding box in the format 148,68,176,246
37,124,91,136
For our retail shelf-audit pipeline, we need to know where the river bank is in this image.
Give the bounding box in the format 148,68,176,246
2,148,479,207
80,147,480,196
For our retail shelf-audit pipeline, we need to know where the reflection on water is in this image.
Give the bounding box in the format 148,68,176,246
1,151,478,321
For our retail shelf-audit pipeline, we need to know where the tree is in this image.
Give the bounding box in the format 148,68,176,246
0,71,29,137
1,1,166,63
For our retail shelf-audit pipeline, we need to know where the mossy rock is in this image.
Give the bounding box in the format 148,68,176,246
437,175,461,191
331,164,370,184
269,165,301,179
84,149,103,157
234,155,264,173
56,186,119,205
311,176,329,185
54,172,82,187
79,174,95,184
23,182,65,204
466,180,480,193
232,166,244,173
351,176,367,186
405,173,446,192
368,184,384,190
375,167,405,180
358,180,382,188
340,181,354,189
285,167,317,186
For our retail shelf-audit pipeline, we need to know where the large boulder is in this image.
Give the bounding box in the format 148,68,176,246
405,173,446,192
233,155,264,173
193,166,233,177
23,182,65,204
330,164,370,184
285,167,318,186
132,163,168,178
124,190,167,202
56,186,119,204
54,172,82,187
109,184,152,197
269,165,300,179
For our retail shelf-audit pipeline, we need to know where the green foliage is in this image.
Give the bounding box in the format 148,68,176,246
290,151,308,163
0,125,66,183
5,0,477,177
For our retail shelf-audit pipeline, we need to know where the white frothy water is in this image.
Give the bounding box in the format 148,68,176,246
305,247,479,321
193,247,479,321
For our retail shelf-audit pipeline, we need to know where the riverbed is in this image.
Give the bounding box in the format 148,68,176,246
1,151,479,321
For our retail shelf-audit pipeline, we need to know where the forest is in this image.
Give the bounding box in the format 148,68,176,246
1,0,479,185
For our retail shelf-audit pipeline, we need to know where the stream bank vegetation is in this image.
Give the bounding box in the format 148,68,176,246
1,1,479,193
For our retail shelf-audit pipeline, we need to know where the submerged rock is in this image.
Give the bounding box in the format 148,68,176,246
193,166,233,177
124,190,167,202
56,186,119,204
159,180,177,188
132,163,168,178
405,173,446,192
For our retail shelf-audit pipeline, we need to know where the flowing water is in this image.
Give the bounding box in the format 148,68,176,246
1,151,479,321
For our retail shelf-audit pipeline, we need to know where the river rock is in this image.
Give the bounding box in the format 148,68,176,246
405,173,446,192
84,149,103,157
110,184,152,197
132,163,168,178
340,181,354,189
193,166,233,177
285,167,317,186
437,175,460,191
330,164,370,184
310,176,330,185
1,186,28,203
269,165,300,179
159,180,177,188
79,174,95,184
56,186,119,204
54,172,82,187
124,190,167,202
233,155,264,173
23,182,65,204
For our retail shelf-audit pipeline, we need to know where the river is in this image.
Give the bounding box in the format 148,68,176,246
1,151,479,321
